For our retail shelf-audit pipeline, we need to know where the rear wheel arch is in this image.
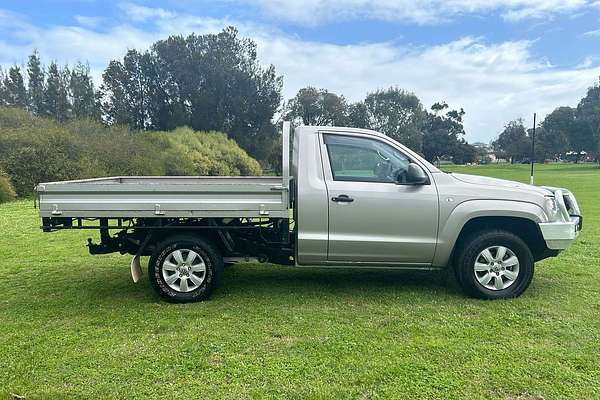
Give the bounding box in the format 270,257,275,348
135,223,233,257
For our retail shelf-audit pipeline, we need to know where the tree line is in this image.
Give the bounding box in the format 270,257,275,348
1,26,599,166
493,91,600,163
283,87,476,163
0,51,98,122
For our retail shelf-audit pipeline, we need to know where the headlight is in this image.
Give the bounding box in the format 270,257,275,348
544,196,559,220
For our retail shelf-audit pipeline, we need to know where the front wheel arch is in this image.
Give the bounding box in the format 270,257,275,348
451,216,547,263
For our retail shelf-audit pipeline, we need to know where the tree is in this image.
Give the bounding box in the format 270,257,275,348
567,120,595,163
100,50,154,129
99,59,131,127
422,101,466,162
537,107,571,162
101,27,283,162
347,101,370,129
27,50,45,115
452,140,477,164
2,66,27,108
493,120,530,163
138,49,182,131
44,62,71,122
0,68,5,106
575,79,600,160
362,87,425,152
284,87,349,126
70,61,99,119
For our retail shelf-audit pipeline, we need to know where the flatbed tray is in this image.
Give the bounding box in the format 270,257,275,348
36,176,290,219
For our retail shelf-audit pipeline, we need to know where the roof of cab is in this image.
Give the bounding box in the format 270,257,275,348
296,125,387,138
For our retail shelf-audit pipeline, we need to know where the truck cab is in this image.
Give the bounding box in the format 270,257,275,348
293,126,440,266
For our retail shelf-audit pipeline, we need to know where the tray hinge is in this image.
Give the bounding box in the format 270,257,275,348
154,204,165,216
259,204,269,216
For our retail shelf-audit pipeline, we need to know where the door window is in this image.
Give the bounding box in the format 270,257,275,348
323,134,411,183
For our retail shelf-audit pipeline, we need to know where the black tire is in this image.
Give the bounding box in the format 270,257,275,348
148,234,223,303
454,229,534,299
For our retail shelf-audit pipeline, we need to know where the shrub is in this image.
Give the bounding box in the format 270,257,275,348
160,127,263,176
0,108,84,195
0,107,263,197
0,169,16,203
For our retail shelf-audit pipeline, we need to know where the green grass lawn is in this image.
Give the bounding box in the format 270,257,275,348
1,163,599,399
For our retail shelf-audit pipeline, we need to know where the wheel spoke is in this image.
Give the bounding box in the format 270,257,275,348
163,261,178,271
186,251,197,265
165,273,179,285
481,249,494,263
180,278,189,292
172,250,184,264
495,246,507,261
189,273,204,286
503,269,518,280
475,262,490,272
479,273,492,285
503,256,519,267
494,275,504,290
191,262,206,273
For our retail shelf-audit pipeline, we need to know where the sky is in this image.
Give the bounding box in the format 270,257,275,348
2,1,600,143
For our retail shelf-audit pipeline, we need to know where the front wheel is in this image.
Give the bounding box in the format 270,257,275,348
148,235,223,303
454,230,534,299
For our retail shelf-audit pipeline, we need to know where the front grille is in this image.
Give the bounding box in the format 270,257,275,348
563,194,574,215
563,192,583,230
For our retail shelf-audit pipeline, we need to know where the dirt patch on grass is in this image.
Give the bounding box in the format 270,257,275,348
507,393,545,400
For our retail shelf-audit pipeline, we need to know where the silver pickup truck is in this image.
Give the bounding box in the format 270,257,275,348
36,123,582,302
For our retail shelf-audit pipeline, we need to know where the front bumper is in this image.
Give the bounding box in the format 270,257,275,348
539,216,581,250
538,188,582,250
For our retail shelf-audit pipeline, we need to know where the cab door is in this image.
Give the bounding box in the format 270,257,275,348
321,132,439,265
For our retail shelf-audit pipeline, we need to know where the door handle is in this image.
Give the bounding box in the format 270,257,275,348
331,194,354,203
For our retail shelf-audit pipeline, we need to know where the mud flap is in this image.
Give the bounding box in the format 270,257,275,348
130,232,153,283
130,255,143,283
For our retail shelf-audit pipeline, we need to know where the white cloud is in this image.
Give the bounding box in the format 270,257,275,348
0,5,598,143
246,0,590,25
583,28,600,36
119,3,176,22
0,13,163,76
74,15,105,29
576,56,595,68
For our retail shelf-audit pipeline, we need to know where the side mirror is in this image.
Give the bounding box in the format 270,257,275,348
402,163,428,185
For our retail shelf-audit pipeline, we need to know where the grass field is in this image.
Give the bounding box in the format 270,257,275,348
1,163,599,399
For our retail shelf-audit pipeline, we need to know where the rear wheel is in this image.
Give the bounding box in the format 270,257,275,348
149,235,223,303
454,230,534,299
